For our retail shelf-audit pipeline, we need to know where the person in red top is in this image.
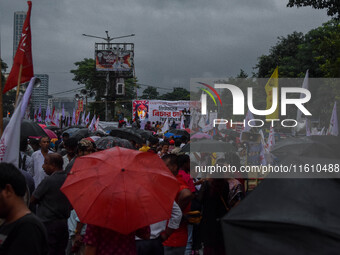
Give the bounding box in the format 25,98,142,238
162,154,193,255
177,155,195,193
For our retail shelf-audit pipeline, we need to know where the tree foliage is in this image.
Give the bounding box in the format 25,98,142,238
70,58,138,120
254,19,340,126
237,69,249,78
141,86,159,99
159,87,190,101
255,20,340,78
287,0,340,19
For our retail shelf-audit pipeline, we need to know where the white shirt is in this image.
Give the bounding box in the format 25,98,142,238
63,154,69,170
136,201,182,240
68,209,87,236
63,154,75,170
29,150,53,188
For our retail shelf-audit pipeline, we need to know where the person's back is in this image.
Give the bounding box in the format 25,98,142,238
33,171,70,221
0,163,48,255
0,213,48,255
31,153,71,255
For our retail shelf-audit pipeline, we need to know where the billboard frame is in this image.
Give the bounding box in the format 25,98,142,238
95,42,134,78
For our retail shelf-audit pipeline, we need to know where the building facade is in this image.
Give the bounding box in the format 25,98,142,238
31,74,49,110
48,97,77,116
13,11,26,58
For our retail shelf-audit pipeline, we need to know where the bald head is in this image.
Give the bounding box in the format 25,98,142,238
43,153,63,175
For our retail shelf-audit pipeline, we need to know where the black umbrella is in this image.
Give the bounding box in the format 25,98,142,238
272,136,339,159
109,128,144,144
308,135,340,158
3,118,47,138
181,140,237,152
45,125,61,132
132,129,159,143
72,128,89,141
222,178,340,254
95,136,134,150
168,129,190,138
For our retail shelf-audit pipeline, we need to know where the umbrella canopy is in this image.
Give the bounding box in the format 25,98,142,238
86,136,102,143
168,129,190,138
45,125,60,132
307,135,340,158
222,178,340,254
109,128,144,144
43,128,58,139
95,136,133,150
272,136,339,159
3,118,47,138
181,140,237,152
133,129,156,141
72,128,89,141
38,123,47,129
62,128,80,137
164,132,181,139
61,147,179,234
191,132,213,140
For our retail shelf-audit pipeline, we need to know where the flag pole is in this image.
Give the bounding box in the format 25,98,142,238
0,59,3,137
15,64,23,103
0,32,3,137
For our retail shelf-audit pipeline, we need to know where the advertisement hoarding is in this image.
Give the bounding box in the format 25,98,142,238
132,100,198,123
95,43,134,78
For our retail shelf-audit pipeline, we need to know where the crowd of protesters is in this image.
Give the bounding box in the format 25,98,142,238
0,119,247,255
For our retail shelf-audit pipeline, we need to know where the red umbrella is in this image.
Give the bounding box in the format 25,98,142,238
61,147,179,234
43,128,57,139
38,123,47,129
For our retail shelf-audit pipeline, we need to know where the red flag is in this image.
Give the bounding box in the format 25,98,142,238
3,1,33,93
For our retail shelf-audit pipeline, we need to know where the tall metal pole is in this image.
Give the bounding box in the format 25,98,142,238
82,32,135,122
105,72,109,121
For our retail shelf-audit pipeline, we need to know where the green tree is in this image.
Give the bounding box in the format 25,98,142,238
255,32,306,78
255,20,340,78
70,58,139,120
141,86,159,99
287,0,340,19
254,20,340,125
236,69,248,78
159,87,190,100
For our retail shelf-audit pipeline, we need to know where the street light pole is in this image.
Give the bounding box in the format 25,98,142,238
82,31,135,121
105,72,109,121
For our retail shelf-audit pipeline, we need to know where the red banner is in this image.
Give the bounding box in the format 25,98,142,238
3,1,33,93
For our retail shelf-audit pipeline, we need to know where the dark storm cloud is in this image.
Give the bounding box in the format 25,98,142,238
0,0,329,96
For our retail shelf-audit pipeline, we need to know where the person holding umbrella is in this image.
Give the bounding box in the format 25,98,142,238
162,154,193,255
61,146,181,255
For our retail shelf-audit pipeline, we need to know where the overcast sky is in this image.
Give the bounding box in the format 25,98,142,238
0,0,330,97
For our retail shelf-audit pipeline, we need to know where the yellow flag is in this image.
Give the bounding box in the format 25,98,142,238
265,67,278,120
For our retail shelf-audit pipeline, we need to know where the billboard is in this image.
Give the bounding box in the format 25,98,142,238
95,43,134,78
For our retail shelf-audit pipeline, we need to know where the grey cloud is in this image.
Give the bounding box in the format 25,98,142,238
0,0,330,97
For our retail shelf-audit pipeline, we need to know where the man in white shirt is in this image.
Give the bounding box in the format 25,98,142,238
29,136,53,187
136,201,182,255
62,138,78,170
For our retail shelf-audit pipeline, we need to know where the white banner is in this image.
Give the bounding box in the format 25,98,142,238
133,100,194,123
